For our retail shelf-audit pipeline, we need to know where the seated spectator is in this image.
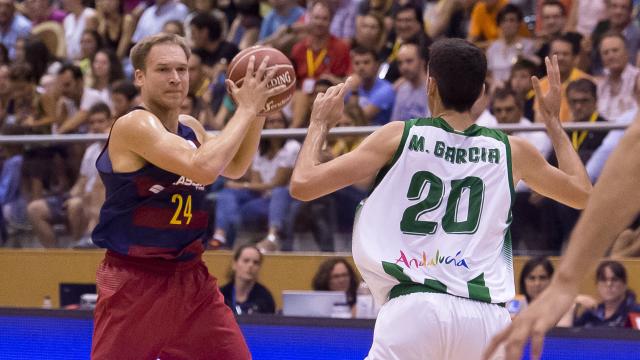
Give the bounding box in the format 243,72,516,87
591,0,640,73
258,0,305,42
62,0,97,60
95,0,135,59
226,0,261,50
574,260,640,328
76,29,103,76
467,0,529,48
0,124,29,243
55,63,105,134
486,4,537,83
210,112,300,251
509,257,597,325
347,46,395,125
27,103,112,247
190,12,239,67
352,12,386,56
391,42,429,122
23,37,62,85
312,257,360,310
22,0,67,25
508,59,537,121
220,244,276,315
597,32,640,120
87,49,125,109
184,0,229,45
378,3,431,83
0,0,32,60
290,0,350,127
110,79,139,119
130,0,188,44
534,34,594,123
566,0,606,37
329,0,358,42
162,20,184,37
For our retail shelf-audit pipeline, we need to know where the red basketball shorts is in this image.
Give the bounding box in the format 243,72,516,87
91,251,251,360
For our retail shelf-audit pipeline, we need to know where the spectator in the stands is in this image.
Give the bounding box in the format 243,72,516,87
55,63,105,134
190,12,239,67
312,257,360,308
574,260,640,328
258,0,305,41
162,20,185,37
0,0,32,60
352,12,385,56
508,59,537,121
220,244,276,315
131,0,188,44
467,0,529,47
88,49,125,108
23,0,66,25
77,29,103,76
62,0,97,60
391,42,428,122
329,0,358,41
347,46,395,125
591,0,640,72
110,79,138,119
95,0,135,59
226,0,262,50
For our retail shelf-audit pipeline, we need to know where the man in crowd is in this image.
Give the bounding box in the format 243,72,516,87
391,42,429,122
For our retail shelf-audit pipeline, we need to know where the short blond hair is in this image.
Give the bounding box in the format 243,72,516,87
130,33,191,71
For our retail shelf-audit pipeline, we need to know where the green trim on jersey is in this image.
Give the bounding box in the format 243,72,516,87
383,261,448,296
468,273,492,303
370,120,412,195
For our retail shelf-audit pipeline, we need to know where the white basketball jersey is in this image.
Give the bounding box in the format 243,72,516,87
353,118,515,307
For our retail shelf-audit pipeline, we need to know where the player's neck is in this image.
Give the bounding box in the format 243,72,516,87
433,110,475,131
141,101,181,133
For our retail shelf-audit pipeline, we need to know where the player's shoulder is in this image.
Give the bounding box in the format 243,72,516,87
111,108,161,134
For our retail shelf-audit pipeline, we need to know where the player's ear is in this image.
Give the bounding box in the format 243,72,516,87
134,69,144,88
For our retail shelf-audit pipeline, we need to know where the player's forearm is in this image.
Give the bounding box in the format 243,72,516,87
547,117,592,197
290,121,329,200
223,116,266,179
554,121,640,288
194,108,258,181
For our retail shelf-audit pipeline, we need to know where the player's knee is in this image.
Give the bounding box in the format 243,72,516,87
27,200,49,219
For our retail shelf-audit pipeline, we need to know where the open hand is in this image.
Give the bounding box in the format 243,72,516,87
226,56,287,114
532,56,562,127
309,77,352,128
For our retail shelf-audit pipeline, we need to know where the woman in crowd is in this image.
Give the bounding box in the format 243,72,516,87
220,244,276,315
510,257,597,326
226,0,261,50
574,260,640,328
88,49,125,107
95,0,135,59
312,257,360,309
352,12,386,56
77,30,103,76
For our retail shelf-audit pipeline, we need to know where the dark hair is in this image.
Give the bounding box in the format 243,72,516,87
227,244,263,280
394,3,424,28
58,63,84,80
310,0,335,19
0,43,8,65
24,37,55,82
511,58,537,75
598,31,628,52
497,3,524,25
550,33,580,55
9,63,34,83
428,38,486,112
111,80,138,100
541,0,567,16
351,45,378,61
190,12,223,42
88,102,112,118
312,258,359,306
566,78,597,99
519,256,554,303
130,33,191,71
492,87,523,109
82,29,104,54
596,260,627,284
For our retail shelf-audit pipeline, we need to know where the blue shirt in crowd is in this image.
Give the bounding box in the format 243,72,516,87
0,14,31,60
357,78,396,125
259,6,305,41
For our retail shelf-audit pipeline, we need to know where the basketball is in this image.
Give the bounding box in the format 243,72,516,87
227,45,296,115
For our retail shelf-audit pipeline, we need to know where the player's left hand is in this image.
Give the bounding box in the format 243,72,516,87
532,56,561,128
482,282,577,360
309,77,352,128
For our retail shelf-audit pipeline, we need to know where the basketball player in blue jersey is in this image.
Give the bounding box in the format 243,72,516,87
290,39,592,359
90,33,285,360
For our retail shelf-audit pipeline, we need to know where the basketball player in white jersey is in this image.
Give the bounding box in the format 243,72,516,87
290,38,592,359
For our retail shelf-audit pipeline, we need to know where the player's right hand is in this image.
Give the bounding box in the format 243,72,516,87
532,56,562,129
226,56,287,115
482,282,578,360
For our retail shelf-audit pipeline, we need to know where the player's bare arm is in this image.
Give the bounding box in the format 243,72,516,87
290,80,402,201
110,56,285,184
511,56,592,209
484,114,640,360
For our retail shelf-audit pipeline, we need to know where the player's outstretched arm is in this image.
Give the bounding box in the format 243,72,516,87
113,56,286,184
290,79,402,201
484,114,640,360
511,56,592,209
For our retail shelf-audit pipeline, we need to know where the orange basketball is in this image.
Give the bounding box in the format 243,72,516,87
227,45,296,115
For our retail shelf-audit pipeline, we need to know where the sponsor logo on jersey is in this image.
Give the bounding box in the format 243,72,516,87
149,184,165,194
408,135,500,165
172,176,205,191
394,249,470,270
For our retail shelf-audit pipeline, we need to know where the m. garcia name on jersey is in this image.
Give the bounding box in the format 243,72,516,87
408,135,500,165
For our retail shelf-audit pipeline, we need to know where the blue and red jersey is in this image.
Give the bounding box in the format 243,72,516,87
92,110,209,261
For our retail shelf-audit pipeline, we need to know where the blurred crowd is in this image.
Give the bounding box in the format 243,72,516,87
2,0,640,255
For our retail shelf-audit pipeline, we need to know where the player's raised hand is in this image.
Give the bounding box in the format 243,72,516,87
309,77,352,128
226,55,287,114
532,56,562,127
482,283,578,360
